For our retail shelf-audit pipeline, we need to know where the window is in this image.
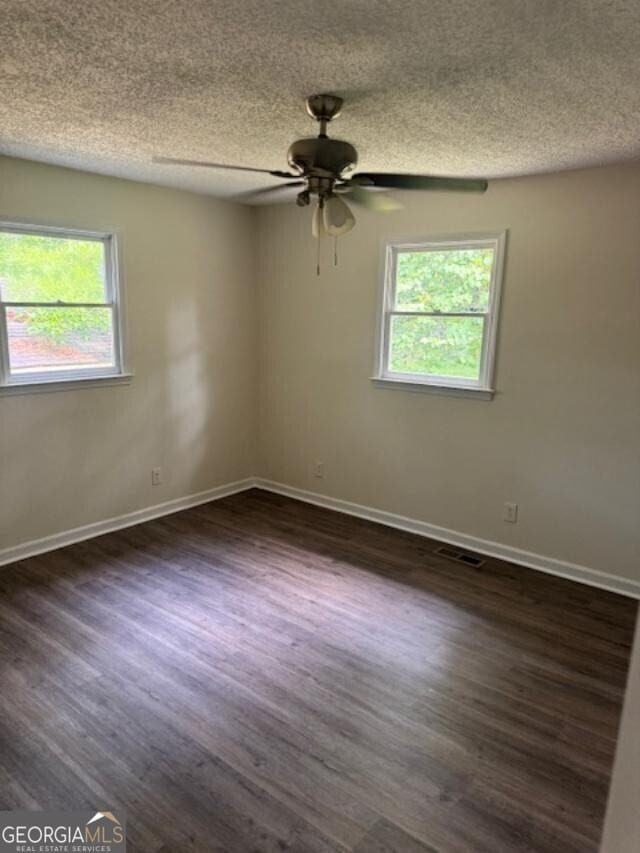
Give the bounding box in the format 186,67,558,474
0,222,126,389
374,232,506,395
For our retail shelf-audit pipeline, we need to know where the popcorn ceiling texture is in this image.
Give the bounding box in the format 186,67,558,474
1,0,640,201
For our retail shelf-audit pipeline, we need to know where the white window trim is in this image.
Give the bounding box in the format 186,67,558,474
372,230,507,398
0,220,130,391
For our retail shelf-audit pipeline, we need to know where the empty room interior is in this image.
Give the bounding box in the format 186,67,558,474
0,2,639,852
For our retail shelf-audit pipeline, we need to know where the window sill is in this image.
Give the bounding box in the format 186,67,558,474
0,373,133,397
371,376,494,400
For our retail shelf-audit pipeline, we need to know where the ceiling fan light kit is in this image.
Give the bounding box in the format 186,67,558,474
323,194,356,236
154,94,489,270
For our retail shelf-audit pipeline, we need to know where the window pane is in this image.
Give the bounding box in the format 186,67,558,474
388,315,484,380
0,232,107,303
395,247,494,312
6,306,115,376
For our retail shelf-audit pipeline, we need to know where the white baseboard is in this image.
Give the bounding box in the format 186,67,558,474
254,479,640,600
0,478,256,568
2,475,638,600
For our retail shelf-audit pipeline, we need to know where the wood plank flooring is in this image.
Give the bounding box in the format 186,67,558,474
0,488,636,853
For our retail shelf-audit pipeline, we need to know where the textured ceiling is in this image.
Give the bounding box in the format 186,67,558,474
1,0,640,203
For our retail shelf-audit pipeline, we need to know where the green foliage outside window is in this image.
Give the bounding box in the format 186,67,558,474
0,233,110,343
389,248,494,379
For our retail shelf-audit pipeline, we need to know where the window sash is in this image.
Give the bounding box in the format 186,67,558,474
1,301,112,308
377,233,506,391
387,310,489,318
0,223,125,386
383,313,489,386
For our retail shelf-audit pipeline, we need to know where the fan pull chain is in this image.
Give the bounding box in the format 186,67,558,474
334,236,338,267
316,234,321,276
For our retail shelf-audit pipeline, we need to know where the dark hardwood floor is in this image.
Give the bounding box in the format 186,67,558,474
0,489,636,853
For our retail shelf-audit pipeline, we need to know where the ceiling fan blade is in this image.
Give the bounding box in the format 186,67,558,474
352,173,488,193
153,156,298,179
239,181,305,204
341,184,404,212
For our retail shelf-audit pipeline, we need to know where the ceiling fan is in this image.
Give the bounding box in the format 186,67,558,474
154,94,488,238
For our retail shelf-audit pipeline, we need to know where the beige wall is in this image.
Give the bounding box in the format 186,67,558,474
256,162,640,584
0,156,257,550
600,617,640,852
2,157,638,588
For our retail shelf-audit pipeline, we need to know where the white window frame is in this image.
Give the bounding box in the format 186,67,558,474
0,220,130,393
373,230,507,398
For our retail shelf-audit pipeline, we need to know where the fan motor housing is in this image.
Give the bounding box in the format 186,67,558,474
287,137,357,177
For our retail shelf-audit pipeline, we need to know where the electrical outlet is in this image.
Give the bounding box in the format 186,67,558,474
313,460,324,479
151,467,162,486
504,502,518,523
